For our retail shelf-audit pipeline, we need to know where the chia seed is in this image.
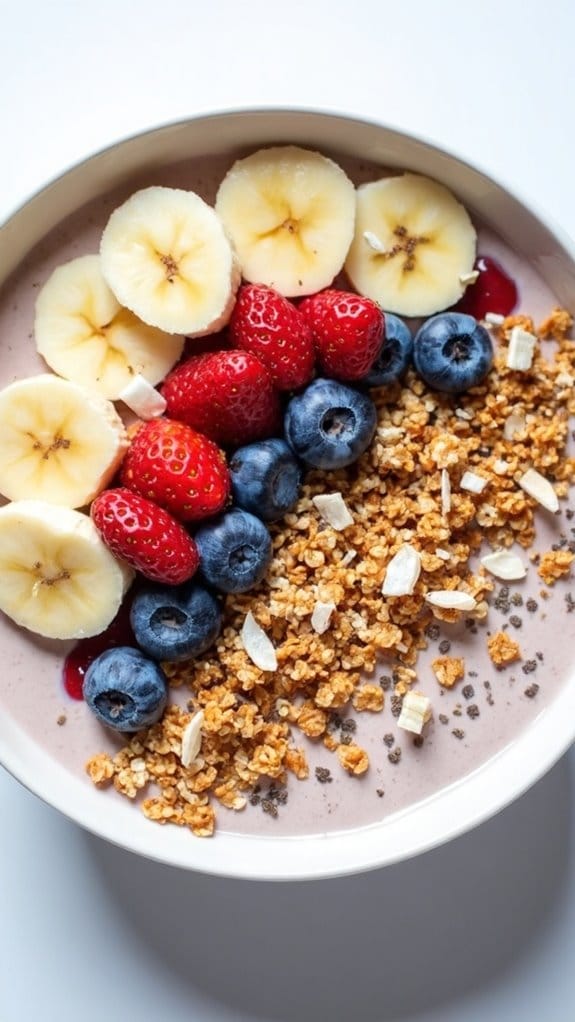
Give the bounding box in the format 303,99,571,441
388,747,402,764
425,623,441,641
524,683,540,698
466,704,480,719
522,659,538,675
315,767,333,784
383,733,395,748
452,728,465,740
565,593,575,613
379,675,392,691
509,615,522,629
438,713,449,725
341,718,357,734
462,684,475,700
526,598,538,613
261,799,278,818
376,788,385,798
438,639,451,654
412,735,425,748
511,592,524,607
391,695,403,718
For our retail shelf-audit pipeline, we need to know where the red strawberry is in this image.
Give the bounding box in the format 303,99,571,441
299,289,384,381
160,350,281,447
229,283,315,390
120,418,230,523
91,488,199,585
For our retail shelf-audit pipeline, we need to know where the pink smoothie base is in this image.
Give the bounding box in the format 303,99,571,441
0,150,574,842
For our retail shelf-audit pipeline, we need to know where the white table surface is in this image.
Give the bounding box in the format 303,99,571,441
1,1,575,1019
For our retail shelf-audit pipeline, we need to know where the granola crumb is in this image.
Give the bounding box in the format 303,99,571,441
337,743,369,775
85,753,114,788
432,656,465,689
487,631,522,667
538,550,574,585
56,714,67,726
352,683,385,713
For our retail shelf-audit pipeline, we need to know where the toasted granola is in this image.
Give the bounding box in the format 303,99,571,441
87,307,575,836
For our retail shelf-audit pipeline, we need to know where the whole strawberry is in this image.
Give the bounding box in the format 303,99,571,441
161,350,281,447
299,289,385,381
91,488,199,585
229,283,315,390
121,418,230,523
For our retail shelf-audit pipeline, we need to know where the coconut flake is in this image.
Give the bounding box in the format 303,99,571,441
459,270,480,286
460,470,488,494
340,550,357,567
311,601,336,635
519,468,559,513
363,230,387,254
506,326,537,371
556,372,574,387
241,612,278,671
435,547,451,561
481,550,528,581
119,374,167,419
493,459,510,475
425,590,477,611
181,711,204,768
382,545,422,597
455,407,473,421
503,409,526,440
312,493,354,530
484,312,505,326
441,469,451,515
377,426,404,441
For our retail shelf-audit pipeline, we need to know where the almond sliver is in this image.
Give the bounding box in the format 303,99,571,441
241,611,278,671
425,590,477,611
181,711,204,768
481,550,527,580
382,544,421,597
519,468,559,513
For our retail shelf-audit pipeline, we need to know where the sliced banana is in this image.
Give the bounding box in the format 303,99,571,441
100,186,240,336
215,145,356,297
35,255,184,399
0,375,128,508
0,500,133,640
345,173,477,317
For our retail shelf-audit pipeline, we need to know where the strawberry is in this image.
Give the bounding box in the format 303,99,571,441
120,418,230,523
91,488,199,585
229,283,315,390
299,289,385,381
160,350,281,447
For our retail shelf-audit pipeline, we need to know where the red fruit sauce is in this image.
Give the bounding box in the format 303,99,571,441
62,601,134,700
455,255,518,320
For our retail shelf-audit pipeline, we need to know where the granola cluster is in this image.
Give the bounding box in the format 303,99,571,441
86,307,575,835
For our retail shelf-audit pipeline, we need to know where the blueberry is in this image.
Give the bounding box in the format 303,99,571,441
230,438,301,522
130,581,222,662
362,313,413,386
83,646,167,732
284,377,377,469
413,312,493,394
195,508,272,593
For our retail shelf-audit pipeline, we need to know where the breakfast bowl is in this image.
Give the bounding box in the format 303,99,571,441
1,108,575,880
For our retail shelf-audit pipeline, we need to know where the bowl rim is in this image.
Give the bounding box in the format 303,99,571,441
1,106,575,880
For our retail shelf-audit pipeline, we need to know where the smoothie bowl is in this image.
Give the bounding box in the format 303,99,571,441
1,109,575,880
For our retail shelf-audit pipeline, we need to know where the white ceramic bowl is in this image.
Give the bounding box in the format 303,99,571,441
1,109,575,880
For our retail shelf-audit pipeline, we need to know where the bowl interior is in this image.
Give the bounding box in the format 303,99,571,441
1,109,575,879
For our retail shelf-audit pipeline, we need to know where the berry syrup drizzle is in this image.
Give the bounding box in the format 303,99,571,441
455,255,518,320
63,601,134,700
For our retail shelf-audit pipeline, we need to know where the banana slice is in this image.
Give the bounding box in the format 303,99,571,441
35,255,184,399
0,500,133,640
345,173,477,317
100,186,240,336
215,146,356,297
0,375,128,508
